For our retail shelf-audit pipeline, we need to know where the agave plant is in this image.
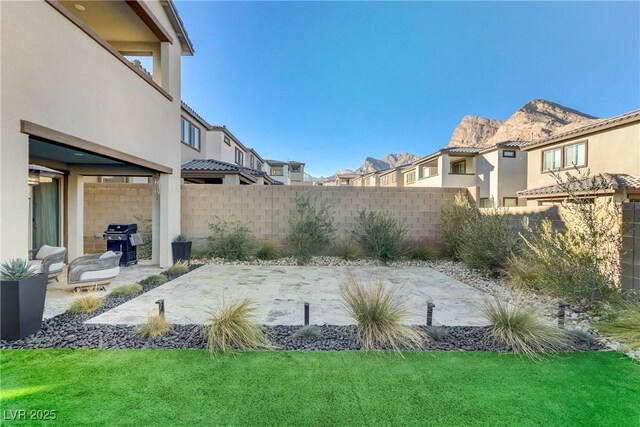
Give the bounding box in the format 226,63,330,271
173,233,188,243
0,259,39,281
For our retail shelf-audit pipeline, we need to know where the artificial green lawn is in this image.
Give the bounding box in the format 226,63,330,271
1,350,638,426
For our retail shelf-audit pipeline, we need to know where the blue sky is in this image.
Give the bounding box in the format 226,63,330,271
176,1,640,177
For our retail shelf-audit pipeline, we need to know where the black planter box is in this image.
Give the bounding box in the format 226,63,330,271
172,241,192,264
1,274,48,341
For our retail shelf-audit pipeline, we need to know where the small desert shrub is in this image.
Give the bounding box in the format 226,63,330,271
203,298,270,356
109,283,143,298
567,328,597,345
333,240,364,261
439,193,475,259
140,274,168,285
341,275,424,353
287,195,336,265
67,294,103,314
256,242,281,260
503,255,542,290
458,209,519,272
136,313,170,338
190,248,210,261
133,215,152,260
292,325,322,340
405,240,438,261
353,210,407,262
165,260,189,275
482,298,567,358
208,218,256,261
596,302,640,350
425,325,449,342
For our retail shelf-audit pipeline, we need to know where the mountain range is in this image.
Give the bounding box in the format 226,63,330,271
309,99,600,181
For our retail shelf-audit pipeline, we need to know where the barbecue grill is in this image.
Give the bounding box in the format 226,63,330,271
103,224,141,266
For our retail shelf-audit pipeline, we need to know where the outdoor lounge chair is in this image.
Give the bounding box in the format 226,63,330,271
29,245,67,282
67,251,122,291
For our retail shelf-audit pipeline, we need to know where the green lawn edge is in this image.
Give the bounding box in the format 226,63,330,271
1,350,638,426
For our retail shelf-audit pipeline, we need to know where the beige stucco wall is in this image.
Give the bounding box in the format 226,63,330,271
475,148,528,206
181,185,465,250
0,1,182,265
525,122,640,190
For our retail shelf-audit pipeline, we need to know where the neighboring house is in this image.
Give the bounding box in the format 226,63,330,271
1,0,194,266
334,173,360,186
518,110,640,204
180,102,272,185
379,166,406,188
266,160,306,185
362,170,385,187
408,144,527,207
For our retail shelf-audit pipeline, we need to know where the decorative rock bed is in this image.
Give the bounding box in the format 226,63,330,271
0,258,606,353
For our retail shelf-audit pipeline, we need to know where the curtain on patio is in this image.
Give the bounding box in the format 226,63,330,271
33,180,59,249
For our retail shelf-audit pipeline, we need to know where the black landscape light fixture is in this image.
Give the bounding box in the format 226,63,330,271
156,299,165,317
557,301,569,328
426,301,435,326
304,302,310,326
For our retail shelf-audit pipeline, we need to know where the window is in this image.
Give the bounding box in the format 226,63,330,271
270,166,283,176
543,148,562,171
503,150,516,158
503,197,518,208
563,142,586,168
381,175,388,185
451,160,466,174
290,165,302,173
392,173,397,183
235,148,244,165
250,155,255,169
479,198,493,208
224,136,231,146
405,171,416,184
257,161,263,171
181,117,200,151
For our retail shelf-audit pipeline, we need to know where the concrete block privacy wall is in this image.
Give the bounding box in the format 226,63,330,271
83,183,153,254
181,184,466,251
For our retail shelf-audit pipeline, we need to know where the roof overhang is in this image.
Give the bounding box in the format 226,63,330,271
160,0,195,55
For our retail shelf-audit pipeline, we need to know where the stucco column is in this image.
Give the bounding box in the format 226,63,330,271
67,172,84,259
156,172,180,267
160,42,171,93
223,174,240,185
0,133,29,261
151,179,160,265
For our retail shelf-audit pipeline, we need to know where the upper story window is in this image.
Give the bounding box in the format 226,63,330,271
503,150,516,158
543,148,562,171
270,166,284,176
235,148,244,165
181,117,200,151
405,171,416,184
381,175,388,185
257,161,263,171
563,142,586,168
290,165,302,173
392,173,397,183
250,155,255,169
451,160,466,174
224,136,231,146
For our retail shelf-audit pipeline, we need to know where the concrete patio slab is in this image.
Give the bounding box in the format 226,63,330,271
87,265,492,326
44,261,164,319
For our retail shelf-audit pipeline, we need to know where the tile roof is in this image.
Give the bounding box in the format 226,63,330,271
181,159,267,177
517,173,640,197
441,146,483,154
180,101,211,129
520,109,640,149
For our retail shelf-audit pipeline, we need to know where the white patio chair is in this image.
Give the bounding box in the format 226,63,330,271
29,245,67,282
67,251,122,291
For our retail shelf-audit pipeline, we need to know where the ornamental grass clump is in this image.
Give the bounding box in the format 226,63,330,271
256,242,281,260
67,294,103,315
165,260,189,276
596,302,640,350
140,274,168,285
482,297,567,359
341,274,424,353
292,325,322,340
109,283,143,298
136,313,170,339
353,210,407,262
333,240,365,261
203,298,270,356
287,195,336,265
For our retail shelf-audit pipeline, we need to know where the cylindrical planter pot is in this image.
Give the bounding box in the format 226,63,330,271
171,241,192,264
1,274,48,341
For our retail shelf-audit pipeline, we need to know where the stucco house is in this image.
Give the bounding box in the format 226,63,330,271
378,166,407,188
332,173,360,186
518,110,640,204
266,160,306,185
1,0,194,266
406,144,527,207
180,102,272,185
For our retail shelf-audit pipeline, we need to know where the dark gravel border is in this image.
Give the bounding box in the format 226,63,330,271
1,262,604,352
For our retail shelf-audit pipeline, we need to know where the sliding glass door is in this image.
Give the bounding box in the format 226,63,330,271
32,179,60,249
